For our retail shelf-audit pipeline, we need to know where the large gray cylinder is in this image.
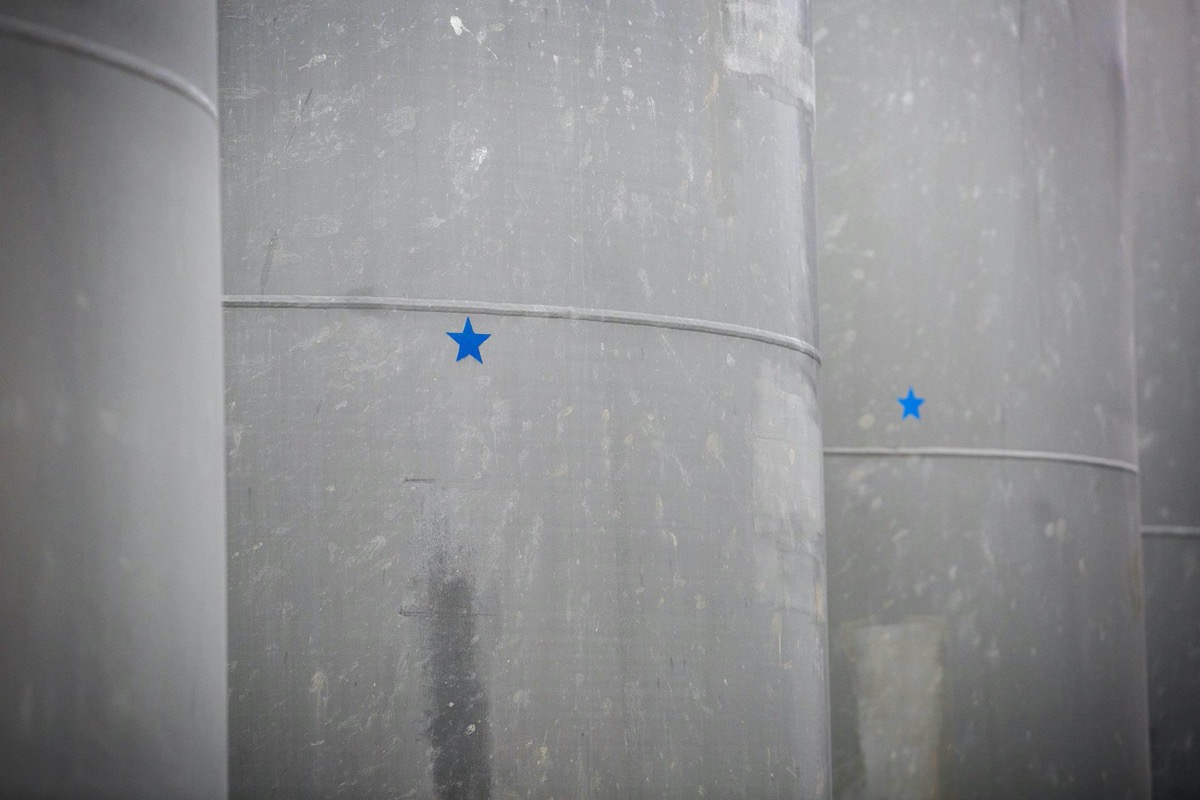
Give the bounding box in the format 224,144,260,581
221,2,829,797
815,1,1150,797
1128,1,1200,797
0,3,227,798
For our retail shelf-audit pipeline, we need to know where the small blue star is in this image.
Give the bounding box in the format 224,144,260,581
898,387,925,419
447,317,491,363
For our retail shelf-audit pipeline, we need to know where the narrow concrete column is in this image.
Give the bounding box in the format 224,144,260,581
221,1,829,797
0,3,227,798
815,2,1150,797
1128,1,1200,797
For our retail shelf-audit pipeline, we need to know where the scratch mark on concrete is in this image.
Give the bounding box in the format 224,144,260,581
285,87,314,150
259,230,280,293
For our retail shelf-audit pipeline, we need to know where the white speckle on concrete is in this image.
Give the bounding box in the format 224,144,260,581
825,213,849,240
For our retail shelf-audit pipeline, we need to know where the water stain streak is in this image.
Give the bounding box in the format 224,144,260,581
423,551,490,800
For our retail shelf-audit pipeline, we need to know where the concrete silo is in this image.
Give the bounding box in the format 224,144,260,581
814,2,1150,797
1128,1,1200,797
220,2,830,796
0,3,227,798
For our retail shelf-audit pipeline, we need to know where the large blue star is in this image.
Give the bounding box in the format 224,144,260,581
447,316,491,363
898,387,925,419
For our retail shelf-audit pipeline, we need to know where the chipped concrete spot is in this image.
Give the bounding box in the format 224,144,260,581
383,106,417,136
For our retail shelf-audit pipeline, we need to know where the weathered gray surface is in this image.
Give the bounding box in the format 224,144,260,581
221,2,829,797
1142,538,1200,798
0,3,227,798
826,460,1145,799
1128,1,1200,797
815,1,1149,797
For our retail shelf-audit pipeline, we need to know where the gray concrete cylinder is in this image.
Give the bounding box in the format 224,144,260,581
220,2,828,797
1128,1,1200,797
814,1,1150,798
0,3,226,798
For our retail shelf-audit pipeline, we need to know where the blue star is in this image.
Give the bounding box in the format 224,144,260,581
898,387,925,419
447,316,491,363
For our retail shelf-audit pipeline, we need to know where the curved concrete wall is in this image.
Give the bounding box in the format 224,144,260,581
220,2,829,797
0,3,226,798
1128,1,1200,797
815,2,1150,797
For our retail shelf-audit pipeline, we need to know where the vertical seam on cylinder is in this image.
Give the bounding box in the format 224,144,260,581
0,14,218,122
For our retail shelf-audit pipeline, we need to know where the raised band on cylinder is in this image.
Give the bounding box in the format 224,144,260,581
223,293,822,363
823,445,1138,476
0,14,218,122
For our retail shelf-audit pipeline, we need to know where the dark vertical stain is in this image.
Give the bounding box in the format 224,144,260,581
423,551,490,800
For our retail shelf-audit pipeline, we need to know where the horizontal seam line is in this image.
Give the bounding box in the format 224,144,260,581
823,446,1138,475
0,14,217,122
222,294,822,363
1142,525,1200,538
